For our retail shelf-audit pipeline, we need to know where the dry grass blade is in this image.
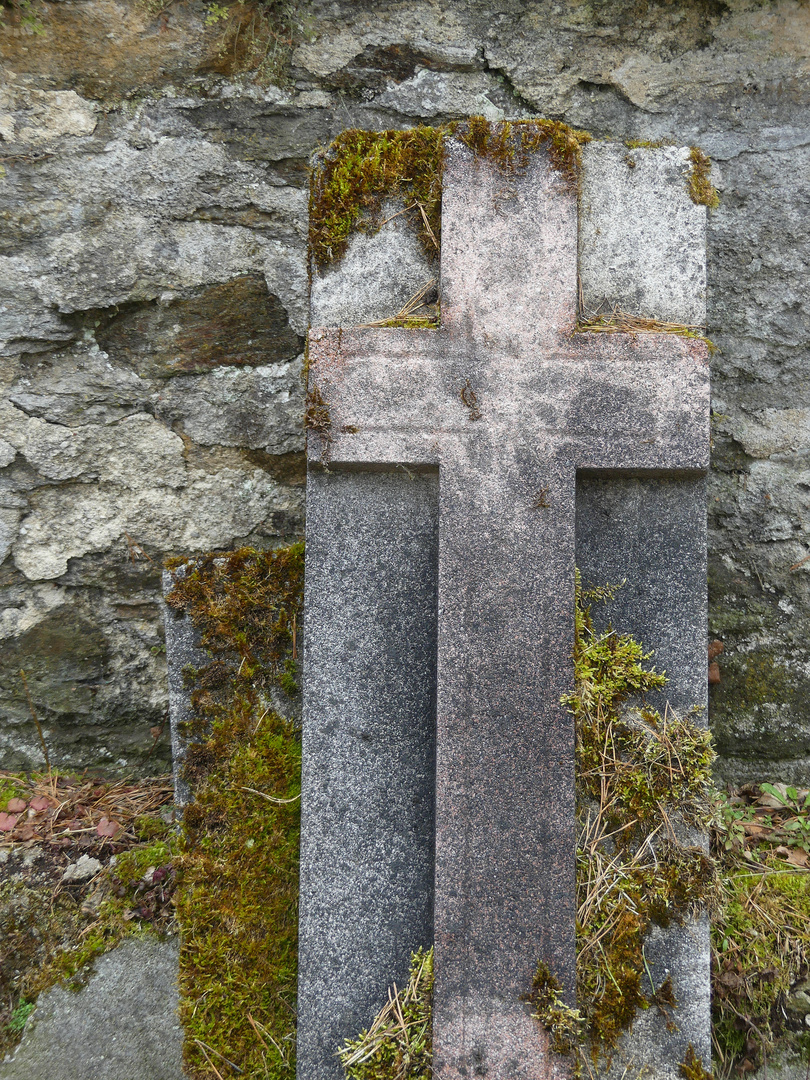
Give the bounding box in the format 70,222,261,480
359,279,437,328
338,947,433,1078
241,786,300,805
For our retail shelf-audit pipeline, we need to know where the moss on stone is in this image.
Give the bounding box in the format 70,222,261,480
458,116,591,191
309,118,591,271
309,125,446,271
165,543,304,1080
529,574,717,1072
338,948,434,1080
687,147,720,209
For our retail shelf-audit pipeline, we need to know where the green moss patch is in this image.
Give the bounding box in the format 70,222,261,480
556,574,717,1068
687,147,720,209
164,544,304,1080
309,118,591,272
309,126,446,271
458,116,590,191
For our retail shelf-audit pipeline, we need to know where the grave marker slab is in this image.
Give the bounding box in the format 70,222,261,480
299,130,710,1080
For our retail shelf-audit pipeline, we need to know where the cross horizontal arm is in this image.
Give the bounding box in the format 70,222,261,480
307,327,710,473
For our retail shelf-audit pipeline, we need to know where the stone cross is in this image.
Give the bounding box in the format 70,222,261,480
299,132,710,1080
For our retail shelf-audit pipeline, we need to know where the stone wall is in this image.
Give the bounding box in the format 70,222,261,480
1,0,809,782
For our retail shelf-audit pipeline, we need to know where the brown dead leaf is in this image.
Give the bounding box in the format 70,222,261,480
708,639,725,661
743,822,773,838
96,816,121,838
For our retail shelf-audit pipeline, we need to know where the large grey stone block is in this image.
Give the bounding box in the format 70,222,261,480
0,938,182,1080
298,468,438,1079
579,143,707,326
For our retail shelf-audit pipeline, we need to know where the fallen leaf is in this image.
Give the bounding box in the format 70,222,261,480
18,824,37,841
29,796,51,812
6,798,27,813
784,848,809,867
0,813,19,832
708,639,725,661
96,816,121,838
743,823,773,837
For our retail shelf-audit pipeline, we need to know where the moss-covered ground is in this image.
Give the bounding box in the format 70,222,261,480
0,771,176,1058
164,543,304,1080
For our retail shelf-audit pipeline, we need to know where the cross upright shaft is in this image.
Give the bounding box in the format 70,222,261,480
300,133,710,1080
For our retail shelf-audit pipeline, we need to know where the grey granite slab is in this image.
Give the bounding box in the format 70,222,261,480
579,143,707,326
298,467,439,1080
300,126,711,1080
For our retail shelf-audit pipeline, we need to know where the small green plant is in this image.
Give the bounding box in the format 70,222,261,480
204,2,229,24
6,1001,34,1034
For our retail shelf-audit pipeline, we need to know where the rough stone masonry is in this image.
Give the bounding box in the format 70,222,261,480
2,1,810,787
299,129,710,1080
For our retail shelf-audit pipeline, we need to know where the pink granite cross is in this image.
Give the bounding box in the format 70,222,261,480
305,136,710,1080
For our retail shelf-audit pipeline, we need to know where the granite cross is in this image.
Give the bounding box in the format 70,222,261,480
299,132,710,1080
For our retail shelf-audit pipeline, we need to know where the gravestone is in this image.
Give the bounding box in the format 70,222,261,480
299,128,710,1080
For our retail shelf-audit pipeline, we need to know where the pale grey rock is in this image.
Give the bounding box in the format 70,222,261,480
61,854,103,882
0,83,98,146
0,937,182,1080
263,241,310,336
0,441,17,468
580,144,707,325
373,70,507,119
310,204,434,327
0,508,21,564
8,350,152,428
13,461,297,581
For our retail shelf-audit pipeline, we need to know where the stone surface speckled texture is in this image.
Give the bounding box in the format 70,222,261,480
1,0,809,786
0,937,182,1080
579,143,707,325
300,133,710,1080
298,468,438,1080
